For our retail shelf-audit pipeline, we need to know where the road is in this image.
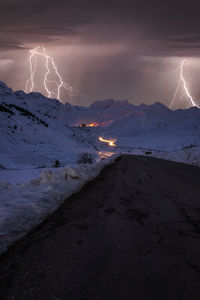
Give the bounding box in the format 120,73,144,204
0,155,200,299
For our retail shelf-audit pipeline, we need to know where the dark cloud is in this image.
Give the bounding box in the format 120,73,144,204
0,42,27,51
1,0,200,55
13,26,76,36
1,0,200,106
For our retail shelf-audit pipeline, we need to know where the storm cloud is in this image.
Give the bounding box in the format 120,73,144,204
1,0,200,107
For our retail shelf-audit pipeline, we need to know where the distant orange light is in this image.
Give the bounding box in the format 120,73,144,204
99,136,116,147
100,120,114,127
86,122,99,127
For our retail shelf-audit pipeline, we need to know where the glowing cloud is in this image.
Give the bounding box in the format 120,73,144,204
25,46,85,102
170,59,199,109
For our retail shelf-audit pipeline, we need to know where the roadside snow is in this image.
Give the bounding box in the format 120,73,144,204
151,146,200,167
116,145,200,167
0,169,42,185
0,155,119,255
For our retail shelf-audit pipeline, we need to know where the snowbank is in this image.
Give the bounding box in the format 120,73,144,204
152,146,200,167
0,154,119,255
118,146,200,167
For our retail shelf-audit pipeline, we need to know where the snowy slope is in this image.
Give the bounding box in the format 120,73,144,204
65,99,200,151
106,104,200,151
1,81,200,170
0,81,97,169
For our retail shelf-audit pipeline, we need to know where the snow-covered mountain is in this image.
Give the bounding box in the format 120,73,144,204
64,99,200,151
1,80,200,170
0,81,97,169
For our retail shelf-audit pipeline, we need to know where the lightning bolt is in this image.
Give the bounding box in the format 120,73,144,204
170,59,199,109
25,46,38,93
25,46,86,103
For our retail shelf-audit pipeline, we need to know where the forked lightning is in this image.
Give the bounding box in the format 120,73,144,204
170,59,199,109
26,46,84,102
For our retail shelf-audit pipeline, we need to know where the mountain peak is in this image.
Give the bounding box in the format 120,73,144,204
90,99,132,110
0,81,14,97
150,101,169,112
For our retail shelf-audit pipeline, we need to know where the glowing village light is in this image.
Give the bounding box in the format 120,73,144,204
99,136,116,147
86,122,99,127
25,46,85,102
170,59,199,109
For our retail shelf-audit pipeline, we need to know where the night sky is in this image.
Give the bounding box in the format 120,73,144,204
1,0,200,107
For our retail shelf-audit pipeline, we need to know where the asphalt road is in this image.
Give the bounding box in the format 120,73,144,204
1,155,200,300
